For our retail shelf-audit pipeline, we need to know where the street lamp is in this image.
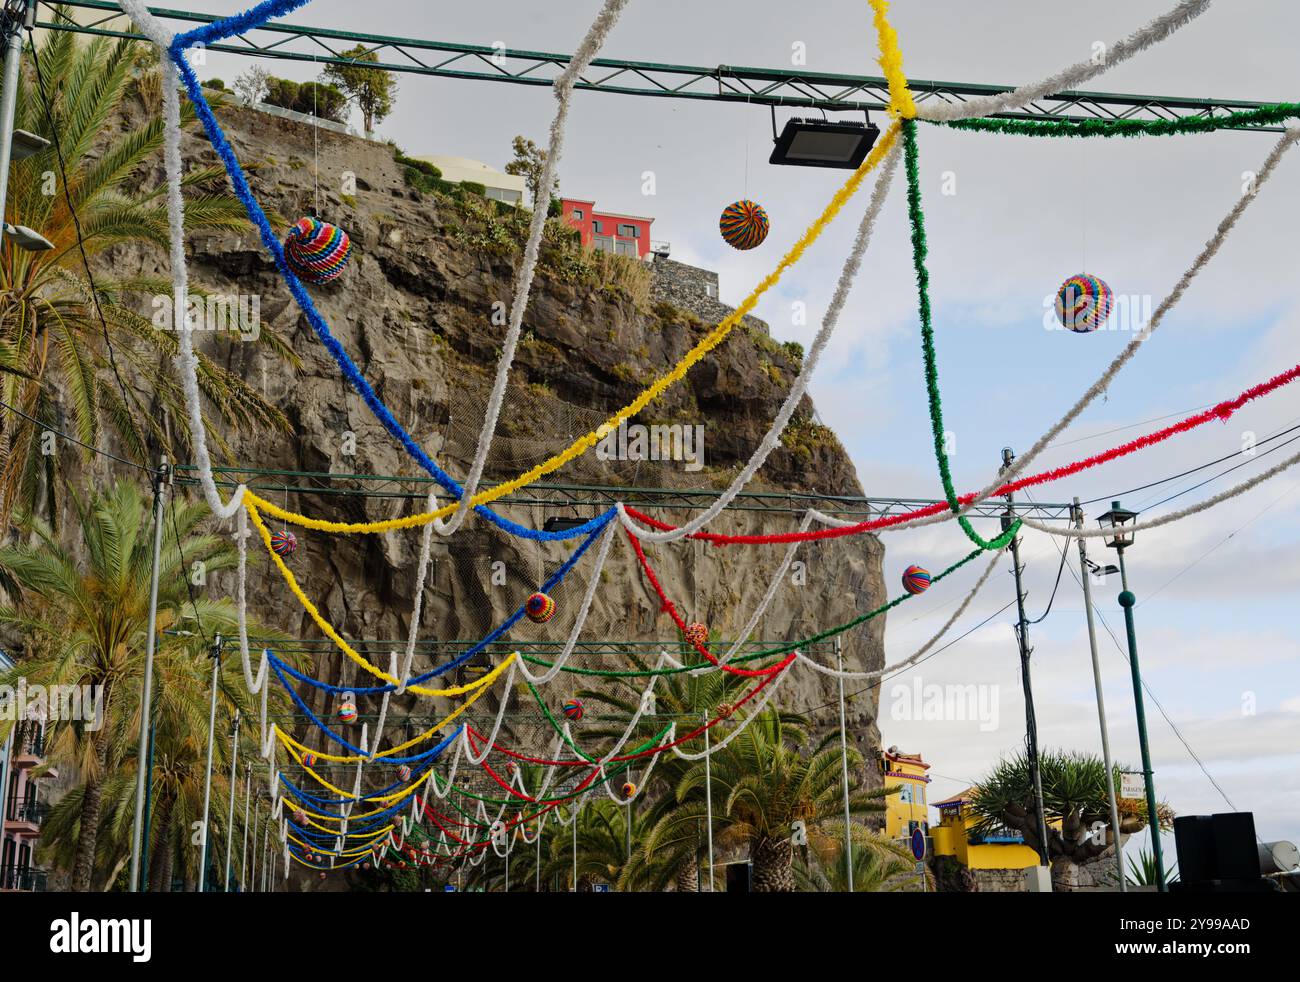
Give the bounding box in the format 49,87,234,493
1097,500,1167,892
768,108,880,169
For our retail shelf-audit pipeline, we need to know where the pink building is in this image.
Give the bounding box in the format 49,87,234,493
1,714,52,892
560,197,655,259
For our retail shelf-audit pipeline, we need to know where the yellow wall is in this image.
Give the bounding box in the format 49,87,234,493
882,758,930,839
931,807,1041,870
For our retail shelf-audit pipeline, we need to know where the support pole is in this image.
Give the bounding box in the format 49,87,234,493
1073,500,1126,892
571,801,578,892
240,762,251,891
704,712,715,892
197,635,222,892
835,636,854,892
1001,448,1051,871
129,457,169,893
1117,548,1167,892
224,710,240,891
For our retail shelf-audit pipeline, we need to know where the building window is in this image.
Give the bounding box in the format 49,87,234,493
617,223,640,238
572,208,584,221
593,235,615,254
916,784,925,805
615,239,638,257
705,282,718,299
592,219,604,234
486,188,522,205
898,784,912,804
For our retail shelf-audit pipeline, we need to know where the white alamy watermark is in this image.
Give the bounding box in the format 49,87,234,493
152,293,261,341
888,677,1000,732
595,422,705,472
1042,292,1152,333
0,679,104,730
49,913,151,963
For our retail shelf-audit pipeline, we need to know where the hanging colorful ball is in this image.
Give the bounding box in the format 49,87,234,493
397,764,412,782
293,809,307,825
621,782,637,800
561,700,584,722
270,529,298,557
338,701,357,724
1054,273,1113,333
684,622,709,648
302,752,318,769
902,565,932,595
719,199,770,250
525,591,556,624
285,216,352,285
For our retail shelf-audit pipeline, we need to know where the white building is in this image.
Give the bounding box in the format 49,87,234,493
413,155,526,206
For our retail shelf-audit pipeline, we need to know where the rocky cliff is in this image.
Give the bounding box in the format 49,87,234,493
111,96,888,788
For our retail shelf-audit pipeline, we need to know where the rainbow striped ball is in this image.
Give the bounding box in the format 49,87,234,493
397,764,412,782
285,217,352,285
621,781,637,800
338,701,357,724
561,700,584,722
1055,273,1113,333
684,622,709,648
902,565,931,596
271,529,297,557
302,752,318,769
719,199,770,250
525,592,556,624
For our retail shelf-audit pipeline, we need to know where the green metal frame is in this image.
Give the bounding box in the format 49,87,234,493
41,0,1286,128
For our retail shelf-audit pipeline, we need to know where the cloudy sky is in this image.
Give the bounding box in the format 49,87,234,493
183,0,1300,854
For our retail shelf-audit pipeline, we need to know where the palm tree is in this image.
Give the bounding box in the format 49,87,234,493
970,749,1175,891
642,710,892,892
793,822,926,892
0,19,293,524
0,481,265,890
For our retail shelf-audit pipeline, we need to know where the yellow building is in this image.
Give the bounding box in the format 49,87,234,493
878,747,931,839
929,788,1041,871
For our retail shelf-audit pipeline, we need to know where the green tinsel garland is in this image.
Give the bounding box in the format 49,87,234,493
935,101,1300,139
902,118,1020,552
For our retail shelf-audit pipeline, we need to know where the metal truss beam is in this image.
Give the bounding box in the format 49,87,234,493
177,464,1076,522
41,1,1284,129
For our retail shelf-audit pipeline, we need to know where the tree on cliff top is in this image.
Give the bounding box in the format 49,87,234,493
322,45,396,139
504,135,558,208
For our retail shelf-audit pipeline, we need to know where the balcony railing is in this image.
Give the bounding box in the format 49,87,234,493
5,795,49,826
15,720,46,758
0,865,49,892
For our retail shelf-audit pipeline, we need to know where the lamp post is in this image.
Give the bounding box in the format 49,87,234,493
1097,500,1167,892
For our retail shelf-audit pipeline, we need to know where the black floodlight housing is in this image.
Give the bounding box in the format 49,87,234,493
769,108,880,169
543,515,588,534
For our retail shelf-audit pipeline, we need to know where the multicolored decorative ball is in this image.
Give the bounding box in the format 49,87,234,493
684,622,709,648
902,565,932,596
338,701,357,724
1054,273,1113,333
271,529,298,557
719,199,770,250
621,781,637,800
302,752,317,769
397,764,412,782
561,700,584,721
285,216,352,285
525,591,556,624
293,809,307,825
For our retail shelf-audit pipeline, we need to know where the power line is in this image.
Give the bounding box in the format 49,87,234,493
0,396,151,473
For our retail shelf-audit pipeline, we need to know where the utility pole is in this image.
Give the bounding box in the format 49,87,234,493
835,636,854,892
129,457,169,892
1001,448,1051,875
1073,500,1126,892
0,0,36,225
224,710,240,892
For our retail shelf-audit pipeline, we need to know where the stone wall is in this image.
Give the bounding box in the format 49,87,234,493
650,257,770,335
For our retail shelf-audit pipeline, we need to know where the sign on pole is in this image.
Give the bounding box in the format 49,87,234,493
1120,771,1145,799
910,828,926,861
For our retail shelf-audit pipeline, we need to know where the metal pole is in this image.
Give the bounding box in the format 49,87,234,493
536,819,541,893
571,802,578,892
249,800,259,893
504,826,510,893
129,457,169,893
224,710,240,892
240,762,251,890
261,815,270,892
140,716,156,887
704,714,715,892
1073,501,1126,892
1001,448,1051,870
197,635,222,892
0,1,35,228
1117,547,1167,892
835,636,853,892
